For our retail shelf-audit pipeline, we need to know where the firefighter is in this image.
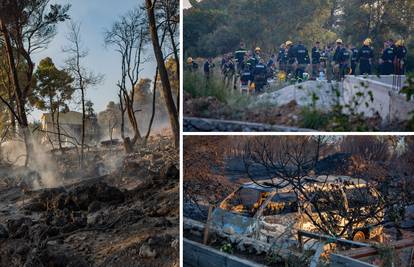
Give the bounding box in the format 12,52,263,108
239,52,254,88
252,58,267,92
320,46,328,71
223,56,236,88
311,41,321,80
253,47,261,63
220,54,227,73
389,39,397,51
267,54,276,78
187,57,198,72
203,57,214,79
246,50,257,72
338,44,351,79
332,39,343,79
325,44,334,83
294,41,310,80
234,42,247,75
380,40,395,75
358,38,374,75
286,40,296,76
238,54,251,91
278,43,287,72
349,44,359,75
394,39,407,75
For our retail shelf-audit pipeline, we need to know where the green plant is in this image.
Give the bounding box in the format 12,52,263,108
265,252,283,265
400,73,414,101
184,70,253,110
299,108,330,130
184,71,229,102
219,242,233,254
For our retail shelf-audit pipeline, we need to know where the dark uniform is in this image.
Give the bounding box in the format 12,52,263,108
267,57,276,78
295,44,310,79
247,57,257,72
320,49,328,70
333,46,341,64
204,60,214,79
221,58,226,69
338,47,351,78
222,60,235,77
241,57,256,84
278,48,287,72
187,62,198,72
350,47,359,75
380,47,395,75
234,48,247,74
252,63,267,92
358,45,374,75
394,45,408,75
287,46,296,75
311,46,321,79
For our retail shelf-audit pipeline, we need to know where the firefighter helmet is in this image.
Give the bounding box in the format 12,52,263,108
396,39,405,46
364,38,372,46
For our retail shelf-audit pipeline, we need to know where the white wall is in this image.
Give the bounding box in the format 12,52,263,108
343,75,413,123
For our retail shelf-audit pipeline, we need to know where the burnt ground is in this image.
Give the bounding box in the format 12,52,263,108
0,135,179,267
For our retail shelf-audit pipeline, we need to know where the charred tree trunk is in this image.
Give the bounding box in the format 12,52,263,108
124,93,141,144
166,14,180,112
145,0,179,148
81,86,86,165
145,67,159,140
0,19,33,166
56,103,64,154
118,88,133,153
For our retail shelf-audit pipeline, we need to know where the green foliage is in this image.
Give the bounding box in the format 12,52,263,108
184,70,251,109
406,111,414,132
299,108,330,130
32,57,74,113
184,0,414,64
400,73,414,101
219,242,233,254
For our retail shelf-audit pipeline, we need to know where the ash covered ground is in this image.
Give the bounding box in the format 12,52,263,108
0,134,179,267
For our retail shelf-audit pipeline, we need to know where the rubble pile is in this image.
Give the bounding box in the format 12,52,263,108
0,135,179,267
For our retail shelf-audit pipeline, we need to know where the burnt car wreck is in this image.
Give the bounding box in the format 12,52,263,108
212,176,384,247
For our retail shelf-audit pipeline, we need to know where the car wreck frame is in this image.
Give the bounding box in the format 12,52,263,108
211,175,384,247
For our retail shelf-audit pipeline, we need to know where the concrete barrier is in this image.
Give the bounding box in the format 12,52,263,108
343,75,413,123
184,238,266,267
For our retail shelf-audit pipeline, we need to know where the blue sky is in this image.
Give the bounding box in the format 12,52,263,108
30,0,156,121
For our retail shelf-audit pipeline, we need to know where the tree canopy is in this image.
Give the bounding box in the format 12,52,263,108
184,0,414,69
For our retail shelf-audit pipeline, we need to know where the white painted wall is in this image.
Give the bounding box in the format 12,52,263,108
343,75,413,123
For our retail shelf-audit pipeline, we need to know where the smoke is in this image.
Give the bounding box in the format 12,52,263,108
1,138,61,189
